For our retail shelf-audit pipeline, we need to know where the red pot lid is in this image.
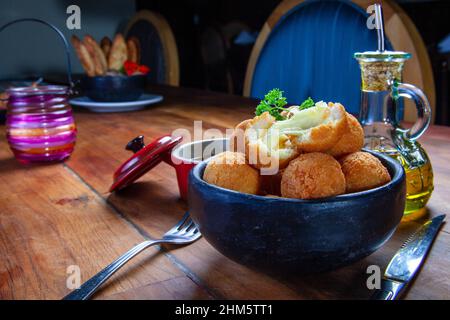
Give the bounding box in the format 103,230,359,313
109,135,182,192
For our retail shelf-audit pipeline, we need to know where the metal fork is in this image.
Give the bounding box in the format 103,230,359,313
63,212,201,300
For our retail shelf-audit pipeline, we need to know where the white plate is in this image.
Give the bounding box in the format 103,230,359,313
69,94,163,113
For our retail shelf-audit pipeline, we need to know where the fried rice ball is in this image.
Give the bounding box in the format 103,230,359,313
244,102,349,171
339,151,391,193
327,113,364,157
203,151,260,194
271,102,348,153
230,119,251,154
281,153,346,199
245,112,299,170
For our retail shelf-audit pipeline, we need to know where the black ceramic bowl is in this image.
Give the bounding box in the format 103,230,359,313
81,75,146,102
189,148,406,274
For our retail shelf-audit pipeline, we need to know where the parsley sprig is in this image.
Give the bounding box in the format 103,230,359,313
299,97,315,110
255,89,315,121
255,88,288,120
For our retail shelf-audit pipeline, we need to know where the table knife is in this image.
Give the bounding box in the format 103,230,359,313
371,214,446,300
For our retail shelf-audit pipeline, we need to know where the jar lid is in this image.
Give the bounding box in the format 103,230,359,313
6,85,69,97
109,135,183,192
354,51,411,62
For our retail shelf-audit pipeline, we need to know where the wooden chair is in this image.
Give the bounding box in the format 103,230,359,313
244,0,435,123
125,10,180,86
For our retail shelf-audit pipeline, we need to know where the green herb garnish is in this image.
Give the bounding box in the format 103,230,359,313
299,97,315,110
255,90,316,120
255,88,288,120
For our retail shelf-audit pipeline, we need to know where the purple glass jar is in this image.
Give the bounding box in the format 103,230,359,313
6,85,77,164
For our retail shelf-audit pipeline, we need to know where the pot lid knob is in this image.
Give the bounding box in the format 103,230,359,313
126,135,146,153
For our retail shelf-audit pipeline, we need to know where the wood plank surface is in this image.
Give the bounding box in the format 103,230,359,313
0,121,212,300
1,84,449,299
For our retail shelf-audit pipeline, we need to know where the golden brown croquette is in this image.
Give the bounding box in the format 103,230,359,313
281,153,346,199
327,113,364,157
245,112,299,170
339,151,391,193
230,119,251,154
203,151,260,194
284,102,348,152
244,102,348,170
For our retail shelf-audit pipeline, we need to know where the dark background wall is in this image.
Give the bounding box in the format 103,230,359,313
399,0,450,124
1,0,449,123
137,0,450,124
136,0,280,91
0,0,135,79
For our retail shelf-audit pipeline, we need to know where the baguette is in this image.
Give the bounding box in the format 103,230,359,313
84,35,107,75
108,34,128,71
71,35,96,77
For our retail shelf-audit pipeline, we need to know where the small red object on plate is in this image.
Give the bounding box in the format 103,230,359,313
123,60,150,76
110,135,182,192
138,65,150,74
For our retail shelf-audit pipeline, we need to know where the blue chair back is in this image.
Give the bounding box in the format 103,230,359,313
249,0,394,115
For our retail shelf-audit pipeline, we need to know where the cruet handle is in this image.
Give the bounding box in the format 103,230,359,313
392,81,432,141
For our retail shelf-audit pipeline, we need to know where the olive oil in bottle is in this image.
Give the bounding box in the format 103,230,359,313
355,50,434,217
376,139,434,215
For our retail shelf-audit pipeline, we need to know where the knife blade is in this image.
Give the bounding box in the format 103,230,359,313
371,214,446,300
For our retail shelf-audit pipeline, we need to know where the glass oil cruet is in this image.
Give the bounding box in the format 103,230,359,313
354,4,433,216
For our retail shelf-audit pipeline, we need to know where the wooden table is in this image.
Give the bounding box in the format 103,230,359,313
1,85,449,300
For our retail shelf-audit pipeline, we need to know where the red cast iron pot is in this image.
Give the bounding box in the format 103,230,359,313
110,135,228,200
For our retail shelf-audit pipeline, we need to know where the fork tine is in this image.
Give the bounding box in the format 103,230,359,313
171,219,193,235
165,212,190,235
178,221,195,234
185,227,199,238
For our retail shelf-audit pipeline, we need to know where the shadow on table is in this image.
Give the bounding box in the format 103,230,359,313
106,180,188,232
0,156,63,173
